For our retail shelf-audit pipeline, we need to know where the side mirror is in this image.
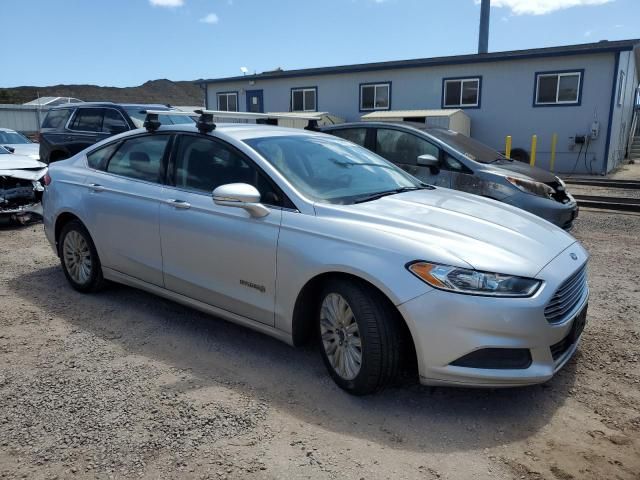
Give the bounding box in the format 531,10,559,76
417,154,439,167
212,183,270,218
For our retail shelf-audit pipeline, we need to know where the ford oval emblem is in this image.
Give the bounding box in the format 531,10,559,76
570,253,578,260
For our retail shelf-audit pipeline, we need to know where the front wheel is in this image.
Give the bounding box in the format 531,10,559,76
58,220,105,293
318,279,401,395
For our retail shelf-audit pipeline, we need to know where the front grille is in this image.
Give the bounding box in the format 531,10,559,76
544,263,588,324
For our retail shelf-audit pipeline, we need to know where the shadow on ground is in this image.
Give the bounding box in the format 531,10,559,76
9,265,577,454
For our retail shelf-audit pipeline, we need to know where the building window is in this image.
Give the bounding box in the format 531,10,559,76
442,77,481,108
217,92,238,112
291,87,317,112
360,83,391,111
534,71,583,106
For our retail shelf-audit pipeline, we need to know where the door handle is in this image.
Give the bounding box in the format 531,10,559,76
89,183,105,193
166,199,191,209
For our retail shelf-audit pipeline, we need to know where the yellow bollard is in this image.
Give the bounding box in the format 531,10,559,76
505,136,512,159
550,133,558,172
530,135,537,167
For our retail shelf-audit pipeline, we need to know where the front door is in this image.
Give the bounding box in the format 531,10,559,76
374,127,451,187
81,133,172,286
246,90,264,113
159,133,284,325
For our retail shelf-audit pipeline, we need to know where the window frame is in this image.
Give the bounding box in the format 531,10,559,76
166,133,296,210
290,87,318,112
359,82,392,112
216,91,239,112
533,69,584,107
441,76,482,109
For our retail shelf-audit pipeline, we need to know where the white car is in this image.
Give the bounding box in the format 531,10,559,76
0,146,47,223
43,113,589,395
0,128,40,159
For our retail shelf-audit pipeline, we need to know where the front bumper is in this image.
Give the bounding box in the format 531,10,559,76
398,244,589,387
503,192,578,230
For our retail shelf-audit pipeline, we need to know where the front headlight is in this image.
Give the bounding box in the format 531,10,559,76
506,176,555,198
407,262,541,297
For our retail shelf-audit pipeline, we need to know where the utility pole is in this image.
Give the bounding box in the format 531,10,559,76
478,0,490,54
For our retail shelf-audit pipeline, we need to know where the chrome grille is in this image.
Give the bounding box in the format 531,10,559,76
544,263,588,324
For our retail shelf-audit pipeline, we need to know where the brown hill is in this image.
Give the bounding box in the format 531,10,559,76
0,79,203,106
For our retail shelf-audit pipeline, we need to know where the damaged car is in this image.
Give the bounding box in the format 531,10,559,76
0,146,47,224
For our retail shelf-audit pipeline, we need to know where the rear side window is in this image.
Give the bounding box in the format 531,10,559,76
329,128,368,147
42,109,72,129
69,108,104,132
86,142,120,170
106,135,170,183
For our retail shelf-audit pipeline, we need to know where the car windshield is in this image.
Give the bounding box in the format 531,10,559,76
245,134,422,204
426,128,508,164
0,131,32,144
124,108,196,128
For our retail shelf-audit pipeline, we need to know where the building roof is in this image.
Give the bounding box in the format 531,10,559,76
196,39,640,85
23,96,83,106
361,109,464,119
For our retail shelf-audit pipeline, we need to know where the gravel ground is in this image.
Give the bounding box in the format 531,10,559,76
0,209,639,480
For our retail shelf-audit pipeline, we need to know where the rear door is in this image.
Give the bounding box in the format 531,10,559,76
82,133,172,286
159,133,284,325
374,127,451,187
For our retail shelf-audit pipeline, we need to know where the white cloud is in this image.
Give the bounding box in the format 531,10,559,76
476,0,614,15
149,0,184,7
199,13,219,24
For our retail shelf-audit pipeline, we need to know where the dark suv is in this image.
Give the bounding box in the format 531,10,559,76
39,103,194,163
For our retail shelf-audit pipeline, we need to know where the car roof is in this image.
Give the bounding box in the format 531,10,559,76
0,127,18,133
49,102,171,110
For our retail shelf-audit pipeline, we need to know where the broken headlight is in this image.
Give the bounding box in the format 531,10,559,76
506,176,555,198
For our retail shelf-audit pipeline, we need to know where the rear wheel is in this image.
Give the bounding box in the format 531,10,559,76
58,220,105,293
318,279,401,395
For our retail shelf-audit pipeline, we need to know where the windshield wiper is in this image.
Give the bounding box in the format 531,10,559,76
354,186,429,204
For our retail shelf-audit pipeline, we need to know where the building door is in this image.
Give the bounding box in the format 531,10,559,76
246,90,264,113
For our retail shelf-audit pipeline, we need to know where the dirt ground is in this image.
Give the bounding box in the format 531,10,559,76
0,209,639,480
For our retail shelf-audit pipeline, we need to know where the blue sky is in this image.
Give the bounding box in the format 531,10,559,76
2,0,638,87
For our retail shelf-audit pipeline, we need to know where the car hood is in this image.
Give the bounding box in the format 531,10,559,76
481,159,557,183
0,154,47,181
2,143,40,159
316,188,576,278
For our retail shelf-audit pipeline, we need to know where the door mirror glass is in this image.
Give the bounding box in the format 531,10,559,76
212,183,270,218
417,154,439,167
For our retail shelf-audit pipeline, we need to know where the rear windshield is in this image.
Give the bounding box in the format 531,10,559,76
426,128,506,164
42,109,72,129
124,108,195,128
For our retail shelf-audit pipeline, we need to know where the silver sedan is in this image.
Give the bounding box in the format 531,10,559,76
42,119,589,395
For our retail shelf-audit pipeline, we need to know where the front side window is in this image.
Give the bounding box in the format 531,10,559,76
245,135,420,204
535,71,582,106
329,128,368,147
360,83,390,111
42,109,72,129
69,108,104,132
106,135,170,183
173,135,283,206
291,88,317,112
443,77,480,108
217,92,238,112
376,129,440,166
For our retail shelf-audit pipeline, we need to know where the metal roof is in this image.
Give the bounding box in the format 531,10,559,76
23,96,82,106
361,109,463,119
196,39,639,85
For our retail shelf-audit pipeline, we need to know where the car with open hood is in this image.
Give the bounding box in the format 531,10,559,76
43,114,589,394
322,122,578,230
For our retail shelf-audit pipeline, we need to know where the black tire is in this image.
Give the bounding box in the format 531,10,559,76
58,220,105,293
510,148,530,164
317,279,401,395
